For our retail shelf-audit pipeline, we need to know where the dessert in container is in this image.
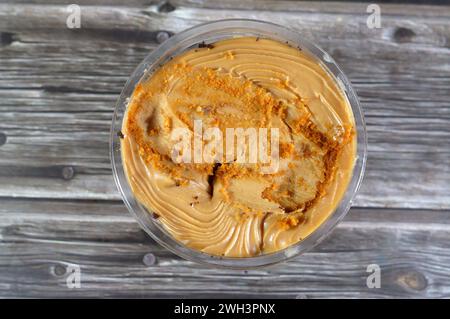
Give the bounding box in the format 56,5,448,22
110,19,367,268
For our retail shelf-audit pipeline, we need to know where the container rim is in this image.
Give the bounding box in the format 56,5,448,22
110,19,367,269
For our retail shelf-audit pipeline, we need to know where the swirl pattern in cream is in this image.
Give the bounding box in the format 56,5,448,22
121,37,356,257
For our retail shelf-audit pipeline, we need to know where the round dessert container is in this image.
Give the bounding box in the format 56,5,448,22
110,19,367,269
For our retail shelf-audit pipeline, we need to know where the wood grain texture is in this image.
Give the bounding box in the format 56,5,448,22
0,0,449,298
1,198,450,298
0,1,449,208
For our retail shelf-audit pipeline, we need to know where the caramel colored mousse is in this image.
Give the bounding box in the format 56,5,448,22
120,37,356,257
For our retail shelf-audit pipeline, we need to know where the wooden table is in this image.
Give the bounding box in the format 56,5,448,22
0,0,449,298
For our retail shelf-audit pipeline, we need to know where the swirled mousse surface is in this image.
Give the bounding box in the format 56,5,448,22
121,37,356,257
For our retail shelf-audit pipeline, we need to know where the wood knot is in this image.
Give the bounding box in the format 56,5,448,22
392,27,416,43
52,264,67,276
0,132,6,146
157,1,176,13
0,32,14,46
396,270,427,292
61,166,75,180
156,31,171,44
143,253,157,266
50,264,67,277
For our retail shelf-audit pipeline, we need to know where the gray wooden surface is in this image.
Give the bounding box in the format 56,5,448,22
0,0,449,298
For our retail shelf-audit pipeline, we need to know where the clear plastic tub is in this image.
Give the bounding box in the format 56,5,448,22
110,19,367,268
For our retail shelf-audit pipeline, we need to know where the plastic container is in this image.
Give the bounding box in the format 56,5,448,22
110,19,367,269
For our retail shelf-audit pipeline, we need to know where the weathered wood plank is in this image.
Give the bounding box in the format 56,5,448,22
0,2,449,208
0,151,448,209
0,0,449,299
1,198,450,298
0,3,449,60
3,0,449,16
